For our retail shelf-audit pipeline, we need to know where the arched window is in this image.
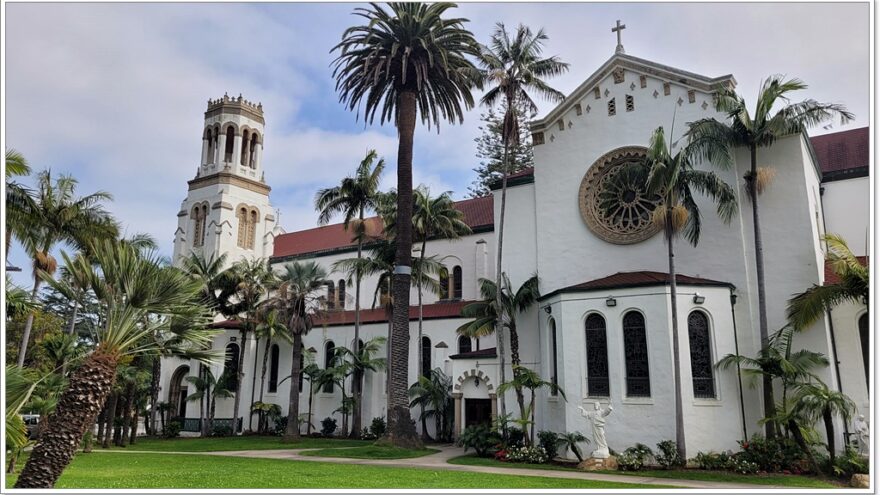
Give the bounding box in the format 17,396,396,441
224,125,235,162
859,314,869,391
688,311,715,398
192,205,204,247
299,344,305,393
240,129,250,166
623,311,650,397
205,128,214,164
199,204,208,246
421,336,431,378
337,280,346,309
550,319,559,395
457,335,472,354
248,133,258,168
439,268,449,300
268,344,280,393
379,279,390,302
224,343,240,392
326,282,336,309
237,207,248,248
247,209,257,249
323,341,336,393
453,266,463,299
585,314,609,397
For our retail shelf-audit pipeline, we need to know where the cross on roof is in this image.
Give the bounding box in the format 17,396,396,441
612,20,626,54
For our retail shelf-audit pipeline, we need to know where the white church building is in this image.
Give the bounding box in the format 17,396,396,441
159,47,870,457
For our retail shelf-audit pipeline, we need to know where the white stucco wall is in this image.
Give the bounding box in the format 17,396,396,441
822,177,870,257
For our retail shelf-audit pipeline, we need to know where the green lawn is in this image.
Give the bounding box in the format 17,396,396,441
110,435,370,452
448,454,580,472
600,469,840,488
6,452,671,489
301,445,439,459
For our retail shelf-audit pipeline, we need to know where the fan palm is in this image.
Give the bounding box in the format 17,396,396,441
336,336,387,438
15,170,118,367
314,149,384,434
496,365,564,445
267,260,328,442
332,2,481,448
478,23,568,419
457,273,539,420
787,234,868,330
686,76,853,437
14,240,218,488
790,380,856,463
5,365,40,474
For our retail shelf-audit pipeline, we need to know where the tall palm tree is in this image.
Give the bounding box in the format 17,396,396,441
227,257,275,434
336,336,387,438
15,240,218,488
686,76,853,437
412,186,472,375
790,380,856,463
314,149,384,434
496,365,564,445
478,23,568,419
614,125,737,459
301,361,324,435
185,368,233,437
15,170,118,367
456,274,540,419
267,261,328,442
787,234,868,330
5,148,35,263
332,2,481,448
254,309,293,410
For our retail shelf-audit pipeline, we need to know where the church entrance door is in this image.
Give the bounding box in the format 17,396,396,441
464,399,492,428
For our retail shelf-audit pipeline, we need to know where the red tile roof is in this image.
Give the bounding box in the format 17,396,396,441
824,256,868,286
316,300,472,327
272,196,493,259
541,271,733,299
810,127,869,176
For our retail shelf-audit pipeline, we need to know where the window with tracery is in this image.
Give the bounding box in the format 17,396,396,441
585,313,610,397
623,311,650,397
688,311,715,398
550,318,559,395
453,266,462,299
323,341,336,393
458,335,472,354
192,204,207,247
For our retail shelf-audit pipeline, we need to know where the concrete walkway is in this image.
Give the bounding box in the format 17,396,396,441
103,445,785,489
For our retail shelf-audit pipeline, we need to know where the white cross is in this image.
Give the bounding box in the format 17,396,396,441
612,20,626,54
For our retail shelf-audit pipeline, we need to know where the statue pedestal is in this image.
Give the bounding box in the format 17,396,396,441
578,456,618,471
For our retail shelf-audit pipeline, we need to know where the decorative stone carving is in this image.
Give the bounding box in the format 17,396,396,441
688,90,696,103
629,82,636,91
604,88,610,97
677,97,684,106
701,101,709,110
639,75,647,88
532,132,545,145
854,415,870,454
612,67,625,84
594,87,601,99
575,103,583,116
663,82,671,95
579,402,614,458
653,90,659,98
578,146,662,244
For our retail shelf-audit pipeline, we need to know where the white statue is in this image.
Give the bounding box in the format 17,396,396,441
578,401,614,458
854,415,870,454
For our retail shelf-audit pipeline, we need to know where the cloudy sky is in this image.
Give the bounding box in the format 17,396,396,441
4,2,869,284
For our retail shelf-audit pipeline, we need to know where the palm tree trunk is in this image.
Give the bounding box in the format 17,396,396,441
385,89,421,449
232,326,248,435
749,144,776,439
208,392,216,436
417,238,429,442
823,407,836,463
307,387,315,435
788,419,821,473
495,130,511,423
15,351,117,488
352,207,364,435
16,278,42,367
66,302,79,335
509,328,526,421
130,408,139,445
666,220,686,460
249,335,261,432
149,359,160,437
102,392,118,449
259,338,271,404
529,389,536,446
120,385,134,446
283,330,304,442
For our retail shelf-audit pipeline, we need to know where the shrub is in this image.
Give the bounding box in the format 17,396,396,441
537,431,558,458
320,417,337,437
693,451,734,471
369,416,387,439
460,424,500,457
506,446,549,464
272,416,288,436
731,457,759,475
736,435,804,473
822,448,869,478
655,440,684,469
360,427,375,440
212,425,233,437
617,443,653,471
163,420,181,438
505,427,525,449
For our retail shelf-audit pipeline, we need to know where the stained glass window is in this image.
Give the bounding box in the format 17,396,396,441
458,336,472,354
323,341,335,393
550,319,559,395
585,314,610,397
688,311,715,398
859,314,869,391
421,336,432,378
623,311,650,397
268,344,279,393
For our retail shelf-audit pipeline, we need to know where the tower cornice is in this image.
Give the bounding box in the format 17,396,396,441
187,171,271,195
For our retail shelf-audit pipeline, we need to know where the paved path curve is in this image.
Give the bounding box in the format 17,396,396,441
103,445,785,490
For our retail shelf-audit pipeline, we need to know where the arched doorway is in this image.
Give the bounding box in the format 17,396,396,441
168,365,190,420
452,369,496,440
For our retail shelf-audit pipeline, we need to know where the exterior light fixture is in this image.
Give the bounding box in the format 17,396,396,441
693,293,706,304
606,296,617,307
543,305,552,314
474,376,481,387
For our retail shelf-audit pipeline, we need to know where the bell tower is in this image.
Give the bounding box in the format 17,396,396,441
172,94,279,267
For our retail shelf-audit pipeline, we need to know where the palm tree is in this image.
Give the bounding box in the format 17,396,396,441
6,365,40,474
14,240,218,488
478,23,568,419
408,368,454,442
412,186,472,375
267,260,328,442
556,431,588,462
336,336,387,438
332,2,481,448
15,170,118,367
5,149,35,264
457,274,540,419
254,309,292,409
686,76,853,438
226,257,275,434
496,365,564,445
788,234,868,330
6,277,39,320
301,361,324,435
609,125,737,459
314,149,384,434
186,368,233,437
790,381,856,463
